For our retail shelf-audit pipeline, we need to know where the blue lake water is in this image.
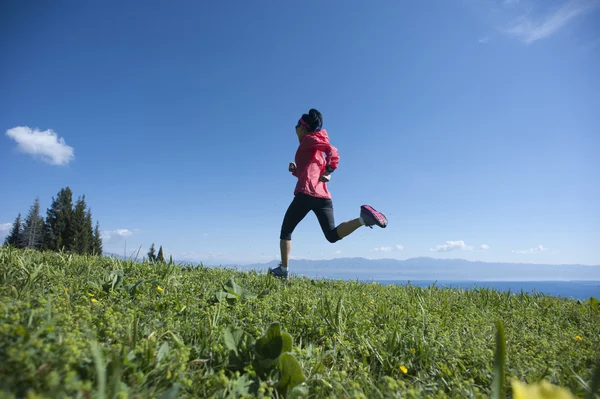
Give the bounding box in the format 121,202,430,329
371,280,600,301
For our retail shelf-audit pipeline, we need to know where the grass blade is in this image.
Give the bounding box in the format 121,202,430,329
492,320,506,399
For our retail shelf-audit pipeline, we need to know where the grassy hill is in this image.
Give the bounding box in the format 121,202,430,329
1,247,599,398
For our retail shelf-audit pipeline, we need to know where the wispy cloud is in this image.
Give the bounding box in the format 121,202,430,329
0,223,11,232
430,240,490,253
479,36,490,43
513,244,549,254
5,126,75,165
506,0,600,44
373,244,404,252
334,250,343,255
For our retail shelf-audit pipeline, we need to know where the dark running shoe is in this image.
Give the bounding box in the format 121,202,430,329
360,205,388,228
268,264,289,280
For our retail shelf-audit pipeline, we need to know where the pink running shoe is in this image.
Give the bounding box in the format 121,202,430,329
360,205,388,228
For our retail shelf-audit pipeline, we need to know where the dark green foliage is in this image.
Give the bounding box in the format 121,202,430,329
6,187,102,255
92,221,103,256
4,213,23,248
45,187,74,251
156,246,165,263
21,198,45,250
71,196,90,254
147,243,156,262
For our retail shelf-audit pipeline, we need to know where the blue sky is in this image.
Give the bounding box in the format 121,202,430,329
1,0,599,266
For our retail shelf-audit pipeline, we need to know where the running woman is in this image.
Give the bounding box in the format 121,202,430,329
269,109,388,279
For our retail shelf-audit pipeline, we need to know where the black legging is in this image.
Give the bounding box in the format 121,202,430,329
280,193,341,243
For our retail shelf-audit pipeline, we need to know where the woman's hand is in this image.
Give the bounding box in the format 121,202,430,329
319,173,331,182
289,162,296,173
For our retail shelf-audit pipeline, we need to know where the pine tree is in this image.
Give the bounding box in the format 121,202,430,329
85,209,94,254
70,195,90,254
21,198,45,250
4,214,24,248
156,245,165,263
45,187,74,251
147,244,157,262
92,221,103,256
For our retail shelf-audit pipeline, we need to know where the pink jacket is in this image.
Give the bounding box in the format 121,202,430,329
292,129,340,199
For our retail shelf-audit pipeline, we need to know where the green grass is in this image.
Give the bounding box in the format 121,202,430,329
1,247,599,398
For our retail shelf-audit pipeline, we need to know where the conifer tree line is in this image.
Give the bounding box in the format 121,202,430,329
3,186,103,255
147,243,170,263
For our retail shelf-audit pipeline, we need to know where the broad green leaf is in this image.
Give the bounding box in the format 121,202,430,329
224,327,243,356
216,291,238,302
277,353,306,394
281,332,293,353
157,342,170,363
255,323,284,359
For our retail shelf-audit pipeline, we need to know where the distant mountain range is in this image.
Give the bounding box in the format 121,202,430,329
231,257,600,281
103,253,600,281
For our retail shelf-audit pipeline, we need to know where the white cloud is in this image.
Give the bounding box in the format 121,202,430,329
0,223,11,232
479,244,490,250
373,244,404,252
101,229,133,241
506,0,600,44
513,244,549,254
334,250,343,254
5,126,75,165
430,240,474,252
478,36,490,43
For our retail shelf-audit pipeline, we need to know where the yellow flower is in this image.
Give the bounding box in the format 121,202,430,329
91,299,98,303
370,300,375,305
410,348,416,354
87,293,94,297
511,380,576,399
64,288,68,293
157,286,164,292
400,365,408,374
362,292,366,296
575,335,583,341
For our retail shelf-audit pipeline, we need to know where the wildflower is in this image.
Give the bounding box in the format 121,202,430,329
410,348,416,354
91,299,98,303
370,300,375,305
511,380,577,399
372,282,377,285
575,335,583,341
157,286,164,292
64,288,68,293
400,365,408,374
362,292,366,296
87,293,94,297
